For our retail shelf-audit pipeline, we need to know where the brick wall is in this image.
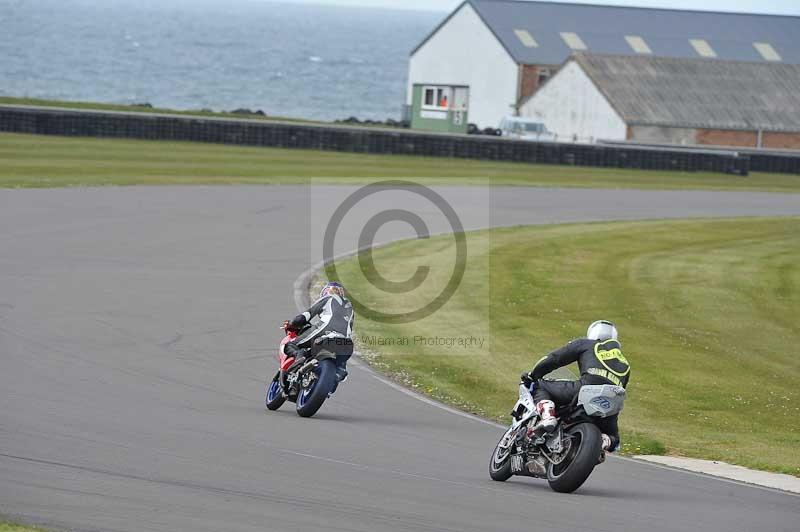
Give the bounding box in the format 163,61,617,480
763,132,800,150
518,65,541,104
696,129,758,147
695,129,800,150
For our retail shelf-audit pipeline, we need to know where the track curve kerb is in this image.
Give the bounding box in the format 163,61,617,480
1,186,799,532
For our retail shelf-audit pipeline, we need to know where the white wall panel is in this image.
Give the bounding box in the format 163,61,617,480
520,61,627,142
408,3,518,128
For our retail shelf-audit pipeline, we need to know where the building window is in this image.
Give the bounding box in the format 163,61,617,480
560,32,587,51
424,88,434,106
754,42,782,62
538,67,551,85
625,35,652,55
423,86,450,110
690,39,717,58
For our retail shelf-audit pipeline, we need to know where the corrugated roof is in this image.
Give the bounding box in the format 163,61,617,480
571,53,800,132
413,0,800,65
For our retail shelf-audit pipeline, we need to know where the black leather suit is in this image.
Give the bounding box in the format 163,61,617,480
527,338,630,450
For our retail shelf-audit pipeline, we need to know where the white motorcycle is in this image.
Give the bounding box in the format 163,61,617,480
488,380,626,493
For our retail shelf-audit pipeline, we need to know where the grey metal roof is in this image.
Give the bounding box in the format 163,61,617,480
413,0,800,65
571,53,800,132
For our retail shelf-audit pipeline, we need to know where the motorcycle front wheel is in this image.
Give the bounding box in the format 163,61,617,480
546,423,602,493
265,371,286,411
295,358,337,418
488,427,514,481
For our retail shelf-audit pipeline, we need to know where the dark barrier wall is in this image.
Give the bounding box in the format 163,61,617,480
601,140,800,175
745,152,800,174
0,105,775,175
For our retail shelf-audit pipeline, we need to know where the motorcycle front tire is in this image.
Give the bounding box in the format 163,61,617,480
266,371,287,411
295,358,337,418
489,428,514,481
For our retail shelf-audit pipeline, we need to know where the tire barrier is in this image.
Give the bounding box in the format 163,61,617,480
1,105,782,176
746,152,800,174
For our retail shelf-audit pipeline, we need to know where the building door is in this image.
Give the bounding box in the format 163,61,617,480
452,87,469,127
453,87,469,112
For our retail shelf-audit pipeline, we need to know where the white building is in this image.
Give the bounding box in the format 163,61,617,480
519,53,800,149
408,1,520,130
518,56,626,143
407,0,800,131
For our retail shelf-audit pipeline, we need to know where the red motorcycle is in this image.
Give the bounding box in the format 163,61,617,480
265,323,339,418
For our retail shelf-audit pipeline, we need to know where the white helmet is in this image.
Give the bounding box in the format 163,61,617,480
587,320,618,341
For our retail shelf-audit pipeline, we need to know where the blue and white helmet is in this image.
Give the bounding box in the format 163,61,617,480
318,281,345,300
587,320,618,341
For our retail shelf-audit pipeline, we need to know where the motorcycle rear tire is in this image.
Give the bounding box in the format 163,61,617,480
546,423,602,493
296,358,337,418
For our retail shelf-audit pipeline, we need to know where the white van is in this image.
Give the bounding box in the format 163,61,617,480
498,116,556,141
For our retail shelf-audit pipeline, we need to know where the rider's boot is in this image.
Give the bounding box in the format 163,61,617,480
531,400,557,433
329,369,348,396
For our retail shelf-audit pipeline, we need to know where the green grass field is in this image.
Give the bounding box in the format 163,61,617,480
2,133,800,191
332,218,800,475
0,522,49,532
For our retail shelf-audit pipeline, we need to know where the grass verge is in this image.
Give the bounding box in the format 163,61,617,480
331,217,800,475
0,96,317,123
2,133,800,191
0,522,50,532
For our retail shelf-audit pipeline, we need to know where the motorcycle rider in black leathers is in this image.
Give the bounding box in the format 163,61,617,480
521,320,630,452
283,281,354,392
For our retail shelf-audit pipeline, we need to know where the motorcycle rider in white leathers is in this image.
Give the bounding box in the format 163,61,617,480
283,282,354,391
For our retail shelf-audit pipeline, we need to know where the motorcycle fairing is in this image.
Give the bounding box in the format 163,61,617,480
511,383,537,429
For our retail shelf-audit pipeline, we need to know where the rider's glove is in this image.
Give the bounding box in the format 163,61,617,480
520,371,534,385
291,315,308,327
601,433,612,452
285,314,308,332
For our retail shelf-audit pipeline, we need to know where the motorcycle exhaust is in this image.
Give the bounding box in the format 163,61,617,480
296,359,318,374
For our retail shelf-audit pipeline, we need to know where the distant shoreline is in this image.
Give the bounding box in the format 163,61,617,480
0,96,408,128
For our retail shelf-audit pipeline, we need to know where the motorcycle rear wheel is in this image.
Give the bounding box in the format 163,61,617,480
296,358,337,418
546,423,602,493
265,372,286,411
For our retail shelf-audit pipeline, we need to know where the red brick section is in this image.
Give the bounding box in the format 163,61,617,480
763,132,800,150
519,65,541,104
695,129,800,149
696,129,758,147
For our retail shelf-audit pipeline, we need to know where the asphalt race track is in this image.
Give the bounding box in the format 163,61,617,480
1,186,799,532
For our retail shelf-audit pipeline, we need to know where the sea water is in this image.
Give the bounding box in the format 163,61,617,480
0,0,440,121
